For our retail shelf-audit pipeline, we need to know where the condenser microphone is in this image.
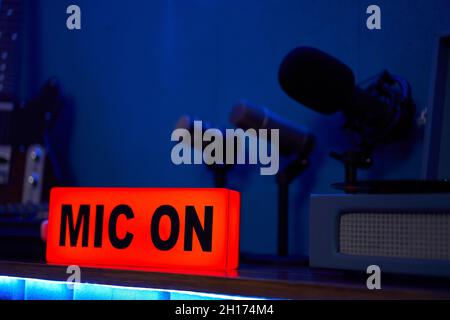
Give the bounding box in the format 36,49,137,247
278,47,413,143
230,100,315,157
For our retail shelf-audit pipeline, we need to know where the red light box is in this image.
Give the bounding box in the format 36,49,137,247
46,188,240,271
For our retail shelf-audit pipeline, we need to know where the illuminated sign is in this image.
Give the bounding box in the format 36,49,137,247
46,188,240,270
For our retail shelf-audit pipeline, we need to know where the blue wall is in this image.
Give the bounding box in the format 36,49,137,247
28,0,450,255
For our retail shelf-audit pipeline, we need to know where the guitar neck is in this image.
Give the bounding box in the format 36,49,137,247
0,0,23,101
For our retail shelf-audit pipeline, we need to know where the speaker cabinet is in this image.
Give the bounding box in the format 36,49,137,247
309,194,450,277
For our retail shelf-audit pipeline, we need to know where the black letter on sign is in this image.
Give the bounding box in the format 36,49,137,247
109,205,134,249
94,205,104,248
151,205,180,251
184,206,213,252
59,205,90,247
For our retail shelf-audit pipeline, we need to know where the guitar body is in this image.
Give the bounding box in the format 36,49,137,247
0,81,61,205
0,144,27,203
0,0,63,260
0,136,56,204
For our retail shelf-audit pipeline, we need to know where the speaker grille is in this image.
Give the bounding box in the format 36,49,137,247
339,212,450,260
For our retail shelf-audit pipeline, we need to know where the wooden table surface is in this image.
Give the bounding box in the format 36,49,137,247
0,260,449,299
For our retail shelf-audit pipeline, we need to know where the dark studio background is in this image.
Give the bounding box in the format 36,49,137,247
18,0,450,257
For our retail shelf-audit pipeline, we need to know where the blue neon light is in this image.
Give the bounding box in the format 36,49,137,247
25,278,74,300
0,277,25,300
0,275,265,300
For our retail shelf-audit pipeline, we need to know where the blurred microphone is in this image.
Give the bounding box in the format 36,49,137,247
175,115,204,133
175,115,231,188
175,115,225,149
278,47,413,142
230,100,315,157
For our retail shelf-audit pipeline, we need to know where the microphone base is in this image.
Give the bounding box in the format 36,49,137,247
332,180,450,194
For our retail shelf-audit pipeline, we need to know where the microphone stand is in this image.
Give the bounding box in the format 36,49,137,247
276,155,309,256
330,149,373,193
208,163,232,188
